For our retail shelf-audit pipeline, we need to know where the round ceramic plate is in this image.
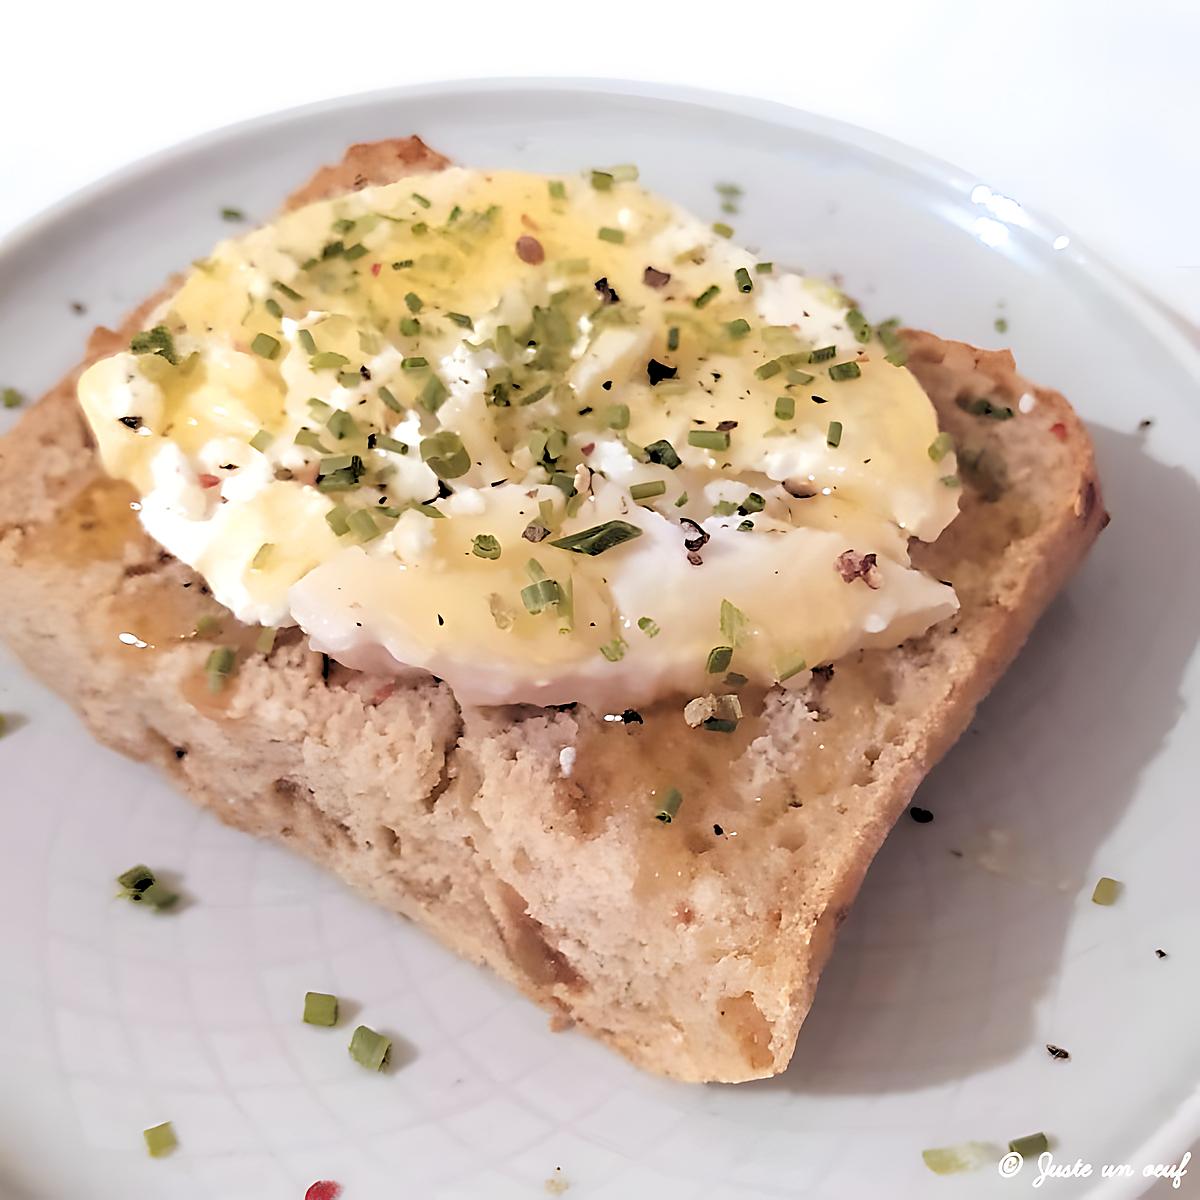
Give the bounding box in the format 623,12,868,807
1,80,1198,1200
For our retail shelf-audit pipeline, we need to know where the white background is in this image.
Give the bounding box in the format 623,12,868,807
0,0,1197,323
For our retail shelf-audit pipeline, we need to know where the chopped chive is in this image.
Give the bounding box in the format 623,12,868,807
755,359,782,380
604,404,630,430
673,491,689,507
779,655,807,681
599,637,627,662
310,350,350,370
846,308,872,343
688,429,730,451
264,297,283,319
645,439,681,469
349,1025,391,1071
630,480,667,501
296,328,317,355
637,617,660,638
327,409,359,440
221,207,245,221
401,356,428,370
808,345,837,363
420,430,470,479
2,387,25,408
957,396,1015,421
419,374,448,412
129,325,179,365
667,326,680,351
556,257,590,273
611,163,639,182
143,1122,177,1158
343,243,368,261
346,509,381,541
204,646,236,693
590,170,614,191
725,672,749,687
410,222,428,236
324,505,351,536
706,646,733,674
1091,877,1122,906
117,864,156,893
715,182,742,197
734,267,753,293
274,280,303,301
472,534,502,560
786,369,815,386
738,492,765,515
378,385,402,413
446,312,474,329
712,222,734,238
1008,1133,1050,1158
372,434,408,455
712,500,738,516
755,262,773,274
550,520,642,556
411,192,431,208
250,543,274,570
995,316,1008,333
694,284,720,308
654,787,683,824
404,292,423,313
548,180,567,200
826,421,843,447
597,227,625,244
303,991,339,1026
720,599,749,646
940,475,961,488
828,361,862,382
247,428,275,455
922,1146,985,1176
774,395,795,420
255,627,277,654
399,316,421,337
725,318,751,339
521,577,562,615
295,429,329,455
928,432,954,461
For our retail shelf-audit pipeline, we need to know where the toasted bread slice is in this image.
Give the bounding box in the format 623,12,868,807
0,138,1106,1082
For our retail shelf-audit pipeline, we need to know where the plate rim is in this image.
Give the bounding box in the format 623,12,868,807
1,75,1195,1198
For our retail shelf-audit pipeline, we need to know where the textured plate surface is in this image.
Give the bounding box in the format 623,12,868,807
1,80,1198,1200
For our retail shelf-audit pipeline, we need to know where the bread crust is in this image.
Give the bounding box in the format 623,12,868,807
0,138,1106,1082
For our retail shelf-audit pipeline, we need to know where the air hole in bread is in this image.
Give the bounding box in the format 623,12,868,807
716,992,773,1073
492,881,581,991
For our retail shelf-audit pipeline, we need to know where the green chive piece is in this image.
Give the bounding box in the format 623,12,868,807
343,243,368,261
995,316,1009,333
378,385,402,413
644,440,681,470
255,627,277,654
688,429,730,451
694,284,720,308
411,192,431,208
446,312,474,329
1091,877,1122,906
673,491,689,508
324,506,351,537
472,534,502,560
725,672,749,687
526,558,547,583
349,1025,391,1071
734,267,753,293
755,262,773,274
548,180,567,200
221,207,245,221
725,318,751,339
720,599,749,646
706,646,733,674
309,350,349,370
303,991,339,1027
779,655,807,681
274,280,303,301
399,316,421,337
928,432,954,461
738,492,765,514
921,1145,987,1176
336,370,361,389
655,787,683,824
846,308,872,343
957,396,1015,421
556,257,590,273
117,864,156,893
827,421,843,448
264,297,283,319
604,404,630,430
774,396,796,420
204,646,236,693
419,431,470,479
129,325,179,365
326,410,358,441
940,475,961,488
829,361,862,382
346,509,381,541
410,222,428,236
372,435,408,455
755,360,782,380
143,1122,177,1158
419,374,449,412
599,637,627,662
786,369,815,386
521,578,562,615
590,170,614,191
404,292,423,313
129,879,177,909
550,520,642,556
193,613,221,638
598,227,625,244
630,480,667,501
294,429,330,454
712,222,734,239
737,519,754,531
712,500,739,516
611,163,639,182
715,182,742,197
250,543,274,570
2,387,25,409
401,356,428,370
808,345,837,363
637,617,660,638
296,328,317,355
667,326,680,351
1008,1133,1050,1158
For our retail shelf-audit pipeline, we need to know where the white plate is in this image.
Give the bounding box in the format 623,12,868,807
1,79,1198,1200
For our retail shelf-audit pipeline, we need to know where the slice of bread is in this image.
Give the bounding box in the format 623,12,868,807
0,138,1106,1082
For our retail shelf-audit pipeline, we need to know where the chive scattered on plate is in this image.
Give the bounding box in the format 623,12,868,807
1091,876,1122,906
1008,1132,1050,1157
654,787,683,824
143,1121,177,1158
303,991,339,1027
349,1025,391,1071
